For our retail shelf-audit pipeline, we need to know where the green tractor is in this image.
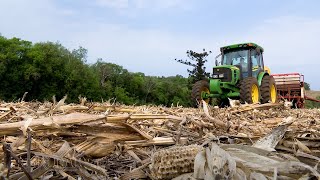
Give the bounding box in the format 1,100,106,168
192,43,277,107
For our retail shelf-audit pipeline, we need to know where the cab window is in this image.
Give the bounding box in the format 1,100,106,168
251,49,262,77
222,50,248,67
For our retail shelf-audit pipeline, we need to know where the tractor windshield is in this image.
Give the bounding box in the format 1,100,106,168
222,50,248,66
222,49,249,77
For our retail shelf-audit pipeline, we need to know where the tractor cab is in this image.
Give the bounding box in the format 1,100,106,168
217,43,266,80
192,42,277,107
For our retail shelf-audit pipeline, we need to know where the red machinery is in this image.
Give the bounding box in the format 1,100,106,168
272,73,305,108
272,73,320,108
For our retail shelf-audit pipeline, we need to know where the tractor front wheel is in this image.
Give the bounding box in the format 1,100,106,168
192,80,210,107
261,75,277,103
240,77,260,104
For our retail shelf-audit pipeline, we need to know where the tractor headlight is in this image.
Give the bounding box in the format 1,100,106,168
213,74,224,78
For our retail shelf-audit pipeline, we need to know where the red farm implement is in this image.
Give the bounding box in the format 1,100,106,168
272,73,320,108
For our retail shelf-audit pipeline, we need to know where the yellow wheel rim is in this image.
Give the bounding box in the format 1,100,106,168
251,84,259,103
201,87,210,103
270,84,276,103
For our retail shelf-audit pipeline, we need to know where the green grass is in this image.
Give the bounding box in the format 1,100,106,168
305,90,320,108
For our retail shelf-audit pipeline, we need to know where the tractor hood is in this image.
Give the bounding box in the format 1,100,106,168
212,65,240,84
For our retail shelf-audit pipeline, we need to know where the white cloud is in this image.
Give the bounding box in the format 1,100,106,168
237,16,320,89
243,16,320,66
95,0,190,11
215,16,320,66
68,23,213,76
135,0,186,9
0,0,207,76
59,9,76,16
93,0,192,18
0,0,76,42
96,0,129,9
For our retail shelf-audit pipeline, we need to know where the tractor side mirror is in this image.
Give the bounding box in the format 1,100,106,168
215,59,218,66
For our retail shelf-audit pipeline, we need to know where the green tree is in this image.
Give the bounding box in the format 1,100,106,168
142,76,156,103
114,86,134,104
304,82,310,90
0,36,33,100
90,60,130,100
175,49,211,84
0,36,101,102
0,35,194,107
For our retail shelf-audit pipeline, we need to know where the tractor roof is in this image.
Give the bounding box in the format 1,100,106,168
220,42,264,52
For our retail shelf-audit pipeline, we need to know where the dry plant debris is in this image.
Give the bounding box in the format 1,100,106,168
0,99,319,179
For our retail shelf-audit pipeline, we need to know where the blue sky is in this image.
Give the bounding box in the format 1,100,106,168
1,0,320,89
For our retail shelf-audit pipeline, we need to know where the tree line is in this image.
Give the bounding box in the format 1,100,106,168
0,35,192,106
1,35,319,108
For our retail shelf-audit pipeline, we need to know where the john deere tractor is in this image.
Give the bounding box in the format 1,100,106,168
192,43,277,107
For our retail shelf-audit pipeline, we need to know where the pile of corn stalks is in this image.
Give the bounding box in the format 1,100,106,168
0,97,319,179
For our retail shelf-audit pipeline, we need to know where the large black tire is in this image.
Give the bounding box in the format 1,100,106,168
240,77,260,104
261,75,277,103
191,80,210,107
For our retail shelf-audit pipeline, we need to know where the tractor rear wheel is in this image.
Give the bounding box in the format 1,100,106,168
240,77,260,104
261,75,277,103
192,80,210,107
